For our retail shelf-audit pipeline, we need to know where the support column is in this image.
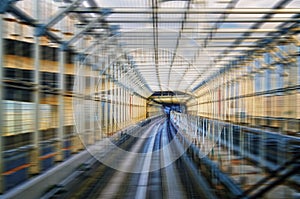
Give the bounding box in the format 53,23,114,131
112,63,117,133
121,76,124,125
120,85,122,129
109,60,113,135
30,0,41,175
285,55,299,134
122,88,125,128
297,44,300,123
117,67,121,130
0,13,4,194
115,65,119,131
72,57,79,153
104,72,108,137
125,82,129,126
75,64,85,151
99,71,103,140
125,91,128,126
56,49,65,161
250,74,255,126
91,71,96,143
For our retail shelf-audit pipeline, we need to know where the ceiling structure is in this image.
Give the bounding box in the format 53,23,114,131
86,0,299,103
9,0,300,104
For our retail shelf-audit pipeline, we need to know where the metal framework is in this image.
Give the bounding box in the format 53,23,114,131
1,0,299,101
0,0,300,195
67,0,300,101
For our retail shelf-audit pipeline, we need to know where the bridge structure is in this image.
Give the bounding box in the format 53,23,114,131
0,0,299,198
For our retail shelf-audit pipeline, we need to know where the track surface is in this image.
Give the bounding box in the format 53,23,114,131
67,117,217,199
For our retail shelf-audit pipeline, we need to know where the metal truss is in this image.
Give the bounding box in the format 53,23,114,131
1,0,299,102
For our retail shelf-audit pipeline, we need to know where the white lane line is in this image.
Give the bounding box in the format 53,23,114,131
161,122,186,199
97,121,161,199
134,122,163,199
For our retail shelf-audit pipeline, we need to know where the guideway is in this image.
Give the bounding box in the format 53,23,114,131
42,116,217,199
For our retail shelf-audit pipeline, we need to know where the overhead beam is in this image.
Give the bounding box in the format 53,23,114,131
120,47,254,52
102,17,299,24
7,4,63,44
191,25,299,93
213,0,295,64
70,7,300,15
125,54,153,93
8,4,36,25
0,0,18,14
118,36,268,39
45,0,86,28
167,0,192,90
63,9,111,50
113,43,257,48
116,29,281,34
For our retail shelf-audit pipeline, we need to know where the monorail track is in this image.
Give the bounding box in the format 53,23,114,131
41,115,299,199
42,116,217,199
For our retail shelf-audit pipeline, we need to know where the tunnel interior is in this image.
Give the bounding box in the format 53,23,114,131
0,0,299,198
